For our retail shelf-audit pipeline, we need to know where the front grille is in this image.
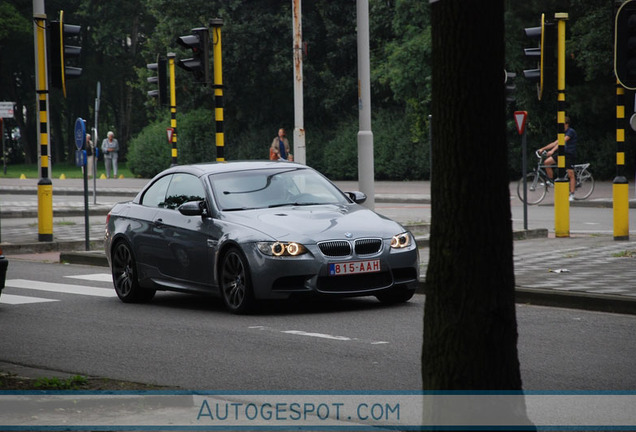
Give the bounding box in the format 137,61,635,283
318,240,352,257
354,238,382,255
317,271,392,292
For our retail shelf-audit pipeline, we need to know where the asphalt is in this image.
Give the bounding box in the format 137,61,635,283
2,176,636,315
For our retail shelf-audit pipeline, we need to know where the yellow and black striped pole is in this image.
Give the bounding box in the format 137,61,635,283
211,18,225,162
168,52,178,166
614,82,629,240
34,6,53,242
554,12,570,238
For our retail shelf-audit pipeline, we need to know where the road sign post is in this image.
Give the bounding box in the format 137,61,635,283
515,111,529,231
75,118,90,251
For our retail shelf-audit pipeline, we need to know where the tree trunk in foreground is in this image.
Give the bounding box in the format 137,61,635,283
423,0,523,391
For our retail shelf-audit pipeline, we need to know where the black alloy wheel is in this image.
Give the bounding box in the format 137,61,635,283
220,248,255,314
111,241,155,303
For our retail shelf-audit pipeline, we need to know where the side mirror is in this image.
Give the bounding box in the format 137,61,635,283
345,191,367,204
178,201,206,216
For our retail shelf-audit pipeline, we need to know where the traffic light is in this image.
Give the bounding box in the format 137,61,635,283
615,0,636,90
147,55,168,106
505,70,516,104
176,27,210,84
523,13,555,100
49,10,82,98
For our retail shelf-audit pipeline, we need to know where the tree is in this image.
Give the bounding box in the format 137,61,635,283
422,0,523,395
0,1,36,163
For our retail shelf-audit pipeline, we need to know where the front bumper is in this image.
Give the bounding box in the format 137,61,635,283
243,239,419,300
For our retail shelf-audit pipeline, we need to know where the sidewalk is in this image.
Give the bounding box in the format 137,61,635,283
2,177,636,314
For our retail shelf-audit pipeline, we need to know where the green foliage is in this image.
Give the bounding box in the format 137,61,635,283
175,108,217,164
127,120,172,178
308,109,429,181
34,375,88,390
1,0,630,180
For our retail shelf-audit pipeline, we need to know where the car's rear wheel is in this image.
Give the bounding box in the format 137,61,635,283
111,241,155,303
220,248,255,314
375,287,415,304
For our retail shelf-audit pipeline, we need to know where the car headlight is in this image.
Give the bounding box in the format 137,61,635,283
257,241,308,257
390,232,412,249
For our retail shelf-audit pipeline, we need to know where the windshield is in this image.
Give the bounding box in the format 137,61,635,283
209,168,350,211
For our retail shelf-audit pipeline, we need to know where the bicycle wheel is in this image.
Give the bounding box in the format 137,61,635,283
517,172,547,205
573,170,594,200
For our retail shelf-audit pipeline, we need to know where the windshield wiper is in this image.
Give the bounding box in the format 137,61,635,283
269,202,323,208
222,207,260,211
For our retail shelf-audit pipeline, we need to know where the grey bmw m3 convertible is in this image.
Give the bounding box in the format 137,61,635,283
104,161,419,313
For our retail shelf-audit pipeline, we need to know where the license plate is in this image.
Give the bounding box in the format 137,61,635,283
329,260,381,276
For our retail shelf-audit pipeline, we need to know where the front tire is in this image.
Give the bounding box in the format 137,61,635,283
220,248,255,314
111,241,155,303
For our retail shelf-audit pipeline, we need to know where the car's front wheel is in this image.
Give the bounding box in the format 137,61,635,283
111,241,156,303
220,248,255,314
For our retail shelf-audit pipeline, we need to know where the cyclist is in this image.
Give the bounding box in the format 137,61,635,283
537,117,577,201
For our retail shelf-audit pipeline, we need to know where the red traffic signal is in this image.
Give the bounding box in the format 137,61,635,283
176,27,210,85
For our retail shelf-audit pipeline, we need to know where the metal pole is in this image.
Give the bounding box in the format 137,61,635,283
34,0,53,242
93,81,100,204
168,53,178,166
554,12,569,238
614,81,629,240
522,129,528,231
292,0,306,164
2,117,6,175
83,140,89,251
356,0,375,209
211,19,225,162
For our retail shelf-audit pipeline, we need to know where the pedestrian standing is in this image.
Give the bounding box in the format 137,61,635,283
101,131,119,179
270,128,292,161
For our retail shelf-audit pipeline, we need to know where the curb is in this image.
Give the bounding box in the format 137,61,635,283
0,207,113,219
0,240,104,255
414,283,636,316
515,287,636,315
60,250,109,267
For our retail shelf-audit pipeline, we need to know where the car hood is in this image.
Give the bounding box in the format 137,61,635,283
221,204,405,243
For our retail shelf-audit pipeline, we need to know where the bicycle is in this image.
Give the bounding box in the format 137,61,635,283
517,150,595,205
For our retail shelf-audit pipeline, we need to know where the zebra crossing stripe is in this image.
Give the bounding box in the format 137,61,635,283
65,273,113,283
4,279,117,297
0,294,59,305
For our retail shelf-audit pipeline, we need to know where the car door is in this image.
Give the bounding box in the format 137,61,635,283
152,173,216,287
132,174,173,280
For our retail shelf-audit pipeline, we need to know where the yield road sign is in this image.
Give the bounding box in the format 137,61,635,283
166,127,174,143
514,111,528,135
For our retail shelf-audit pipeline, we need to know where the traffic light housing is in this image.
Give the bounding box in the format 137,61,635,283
49,10,82,98
505,70,516,104
176,27,210,84
147,55,168,106
615,0,636,90
523,13,555,100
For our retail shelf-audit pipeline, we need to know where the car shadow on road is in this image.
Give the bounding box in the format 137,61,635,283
142,292,417,316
